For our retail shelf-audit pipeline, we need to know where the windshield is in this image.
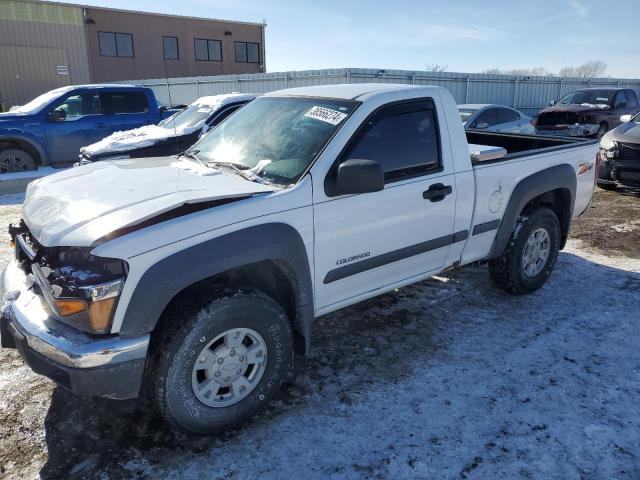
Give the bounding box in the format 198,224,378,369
458,108,478,123
159,103,217,133
6,87,70,114
558,90,614,107
191,96,358,185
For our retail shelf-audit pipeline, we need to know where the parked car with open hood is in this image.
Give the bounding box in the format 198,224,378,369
78,94,256,164
0,85,180,172
598,112,640,190
1,84,598,434
459,104,535,134
535,88,640,139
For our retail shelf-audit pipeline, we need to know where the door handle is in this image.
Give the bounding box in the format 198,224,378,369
423,183,452,202
95,123,108,128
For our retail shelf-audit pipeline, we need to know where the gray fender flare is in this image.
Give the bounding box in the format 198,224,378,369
120,223,314,347
0,133,49,165
487,164,576,259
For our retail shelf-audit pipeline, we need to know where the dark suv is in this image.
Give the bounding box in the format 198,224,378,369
535,88,640,139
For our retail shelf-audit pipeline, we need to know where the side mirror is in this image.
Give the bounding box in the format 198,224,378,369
48,109,66,122
549,100,556,106
620,114,633,123
615,103,627,110
475,122,489,129
334,159,384,196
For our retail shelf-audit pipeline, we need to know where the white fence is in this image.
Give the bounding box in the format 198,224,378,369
117,68,640,116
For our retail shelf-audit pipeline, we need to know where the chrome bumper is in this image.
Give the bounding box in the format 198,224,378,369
1,260,149,369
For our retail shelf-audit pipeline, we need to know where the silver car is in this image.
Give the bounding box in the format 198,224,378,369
459,104,535,134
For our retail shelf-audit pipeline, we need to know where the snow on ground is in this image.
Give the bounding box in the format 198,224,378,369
0,196,638,479
0,167,61,181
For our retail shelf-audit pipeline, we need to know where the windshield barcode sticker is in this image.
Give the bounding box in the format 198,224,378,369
304,106,348,125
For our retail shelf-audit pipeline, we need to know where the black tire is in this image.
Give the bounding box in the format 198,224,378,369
488,207,561,295
148,290,293,435
0,148,37,173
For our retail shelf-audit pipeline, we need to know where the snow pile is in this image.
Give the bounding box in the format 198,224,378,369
81,93,256,157
81,125,175,156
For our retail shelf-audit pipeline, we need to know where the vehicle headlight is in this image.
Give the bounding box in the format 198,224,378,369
31,250,127,334
600,136,617,151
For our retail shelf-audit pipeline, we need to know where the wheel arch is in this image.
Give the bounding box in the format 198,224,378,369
488,164,576,259
120,223,314,353
0,134,47,166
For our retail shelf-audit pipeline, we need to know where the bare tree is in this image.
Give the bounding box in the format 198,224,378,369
481,67,553,76
558,61,607,78
426,64,448,72
482,61,607,78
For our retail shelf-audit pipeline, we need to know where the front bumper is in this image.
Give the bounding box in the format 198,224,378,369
536,123,600,137
0,260,149,399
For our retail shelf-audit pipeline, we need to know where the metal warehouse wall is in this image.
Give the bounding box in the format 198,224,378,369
117,68,640,115
0,0,91,107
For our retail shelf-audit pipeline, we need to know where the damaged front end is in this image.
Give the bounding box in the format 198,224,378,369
10,221,127,334
598,139,640,188
1,221,148,399
535,111,600,137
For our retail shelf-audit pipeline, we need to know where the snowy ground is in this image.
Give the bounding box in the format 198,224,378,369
0,191,638,479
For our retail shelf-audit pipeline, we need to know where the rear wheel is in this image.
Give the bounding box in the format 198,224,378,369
0,148,37,173
148,290,293,435
489,207,561,295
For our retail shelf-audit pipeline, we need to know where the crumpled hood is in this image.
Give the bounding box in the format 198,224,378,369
538,104,608,116
605,121,640,143
22,156,276,247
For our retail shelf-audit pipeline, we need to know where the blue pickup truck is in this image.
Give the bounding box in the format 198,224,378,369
0,84,175,173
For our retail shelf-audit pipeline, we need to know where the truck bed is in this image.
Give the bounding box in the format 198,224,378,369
466,130,597,164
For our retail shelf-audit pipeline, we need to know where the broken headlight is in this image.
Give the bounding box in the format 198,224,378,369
600,136,618,159
32,249,128,334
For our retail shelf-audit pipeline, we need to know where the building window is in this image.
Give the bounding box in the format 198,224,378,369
98,32,134,57
194,38,222,61
163,36,179,60
234,42,260,63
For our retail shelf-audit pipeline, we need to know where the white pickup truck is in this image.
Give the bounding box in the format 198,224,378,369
1,84,598,434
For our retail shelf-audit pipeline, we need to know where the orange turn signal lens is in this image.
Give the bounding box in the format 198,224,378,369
55,299,88,317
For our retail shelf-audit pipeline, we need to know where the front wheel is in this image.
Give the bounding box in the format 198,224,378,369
148,291,293,435
0,148,37,173
488,207,561,295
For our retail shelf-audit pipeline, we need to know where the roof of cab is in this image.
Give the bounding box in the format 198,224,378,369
265,83,440,100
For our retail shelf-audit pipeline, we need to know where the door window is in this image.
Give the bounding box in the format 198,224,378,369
625,91,638,109
613,91,627,109
472,108,498,127
342,102,440,181
52,94,102,120
495,108,520,123
103,92,149,114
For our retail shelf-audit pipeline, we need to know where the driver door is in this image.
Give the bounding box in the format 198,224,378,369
45,92,108,163
313,99,458,310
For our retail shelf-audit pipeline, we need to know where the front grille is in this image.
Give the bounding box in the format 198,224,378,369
619,142,640,162
537,111,578,126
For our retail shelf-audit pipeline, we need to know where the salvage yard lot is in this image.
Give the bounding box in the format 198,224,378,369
0,189,638,479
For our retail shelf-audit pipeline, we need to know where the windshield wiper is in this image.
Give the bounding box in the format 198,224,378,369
204,159,268,184
179,149,201,160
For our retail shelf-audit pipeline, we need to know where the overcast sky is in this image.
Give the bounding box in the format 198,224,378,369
53,0,640,78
